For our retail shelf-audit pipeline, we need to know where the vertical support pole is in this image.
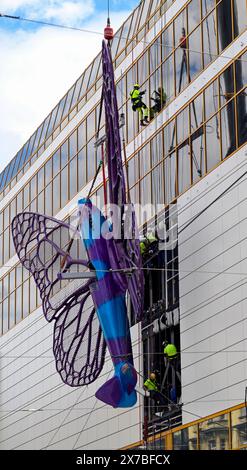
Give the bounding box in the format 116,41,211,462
101,143,107,208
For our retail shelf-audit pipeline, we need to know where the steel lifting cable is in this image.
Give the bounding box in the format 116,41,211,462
1,12,246,64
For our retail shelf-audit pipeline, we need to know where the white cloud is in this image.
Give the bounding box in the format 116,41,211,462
0,11,132,173
0,1,95,26
43,1,95,26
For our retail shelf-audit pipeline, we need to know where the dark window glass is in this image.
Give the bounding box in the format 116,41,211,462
237,88,247,147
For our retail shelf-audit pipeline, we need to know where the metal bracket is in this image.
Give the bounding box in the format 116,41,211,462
58,272,96,280
94,135,106,148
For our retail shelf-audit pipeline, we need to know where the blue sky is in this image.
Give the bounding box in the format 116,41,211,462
0,0,140,172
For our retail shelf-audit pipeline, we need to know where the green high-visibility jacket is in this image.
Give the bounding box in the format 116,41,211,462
164,343,177,358
130,89,140,101
144,378,158,391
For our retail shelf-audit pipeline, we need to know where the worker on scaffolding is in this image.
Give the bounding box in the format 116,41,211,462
140,232,158,258
144,372,167,415
130,84,149,126
163,340,178,363
150,87,167,119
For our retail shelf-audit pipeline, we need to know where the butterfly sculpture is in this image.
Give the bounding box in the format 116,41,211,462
12,40,144,408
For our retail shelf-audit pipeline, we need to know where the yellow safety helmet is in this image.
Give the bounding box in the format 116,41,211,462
134,83,140,88
150,372,156,381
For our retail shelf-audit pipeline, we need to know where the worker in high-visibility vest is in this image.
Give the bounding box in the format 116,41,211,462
130,84,149,126
150,87,167,119
144,372,167,411
140,232,158,258
163,340,178,360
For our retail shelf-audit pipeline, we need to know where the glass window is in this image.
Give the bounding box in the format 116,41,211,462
202,9,217,68
78,121,86,151
69,130,77,159
69,155,77,200
9,292,15,328
46,105,58,138
61,86,74,120
161,23,173,62
199,414,230,450
45,183,52,216
53,150,61,177
87,139,96,182
173,424,198,450
187,0,201,33
78,148,87,190
178,143,191,194
2,298,8,333
30,175,37,202
188,25,203,82
217,0,234,53
204,78,219,121
231,408,247,448
190,93,204,132
206,113,221,171
237,88,247,147
10,198,16,224
16,286,22,324
164,150,176,203
152,163,165,206
45,159,52,185
149,40,160,75
162,54,174,103
22,279,29,318
61,166,68,208
220,100,236,158
233,0,247,37
175,46,189,94
23,184,30,209
30,277,37,313
3,229,9,264
140,143,151,178
236,52,247,93
3,205,9,229
54,96,66,129
202,0,215,17
176,107,189,145
191,124,205,182
174,8,186,49
0,233,2,266
53,175,61,215
38,190,45,214
61,140,68,169
219,64,235,107
87,110,95,142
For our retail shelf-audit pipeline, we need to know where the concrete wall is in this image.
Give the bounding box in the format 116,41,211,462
178,145,247,423
0,309,142,449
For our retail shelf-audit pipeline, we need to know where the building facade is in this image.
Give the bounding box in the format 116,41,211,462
0,0,246,449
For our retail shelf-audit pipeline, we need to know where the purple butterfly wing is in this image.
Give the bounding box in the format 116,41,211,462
11,212,106,385
53,289,106,386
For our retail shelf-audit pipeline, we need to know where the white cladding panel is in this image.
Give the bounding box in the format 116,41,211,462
178,145,247,423
0,310,142,449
